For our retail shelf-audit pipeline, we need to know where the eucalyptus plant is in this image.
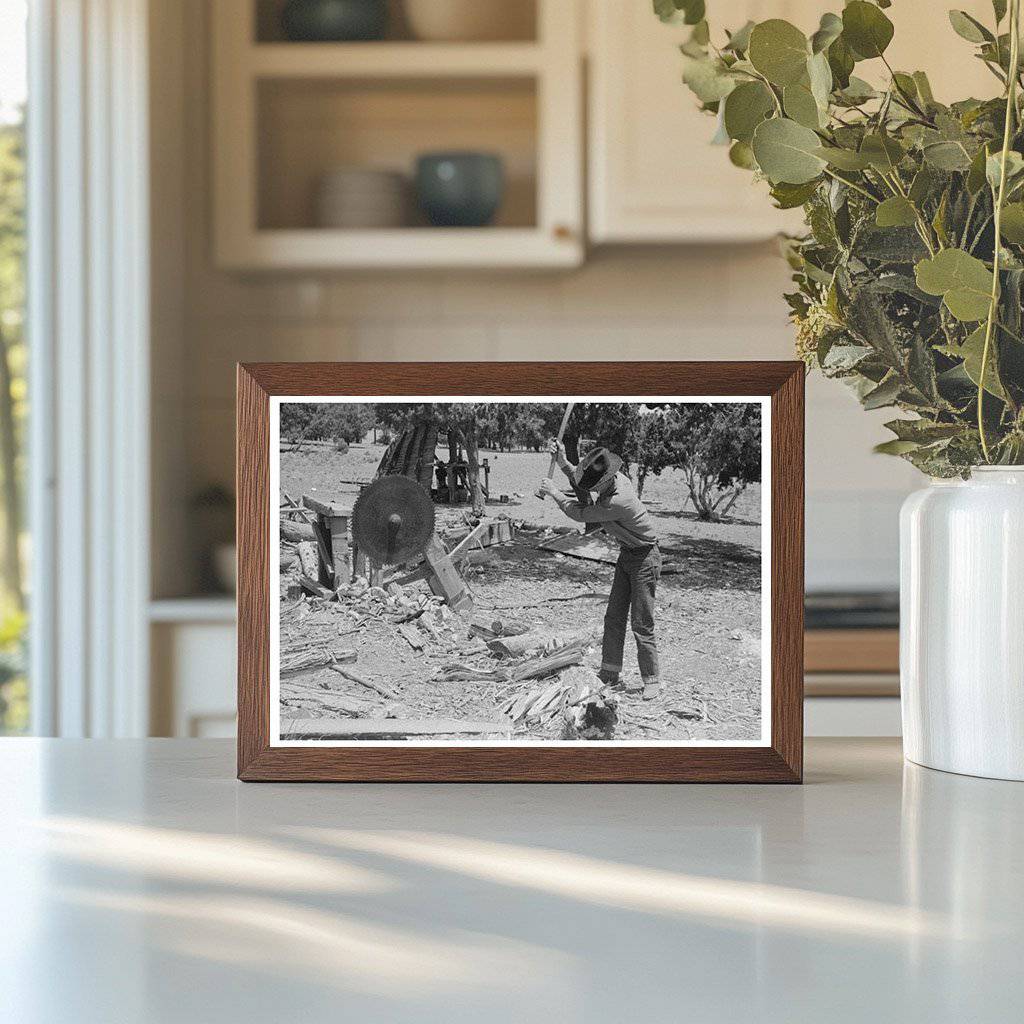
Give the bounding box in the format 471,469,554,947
658,0,1024,473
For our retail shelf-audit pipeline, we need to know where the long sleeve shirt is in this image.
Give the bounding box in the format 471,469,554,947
554,472,658,549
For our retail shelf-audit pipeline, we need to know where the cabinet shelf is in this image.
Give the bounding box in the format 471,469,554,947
212,0,582,269
248,41,545,79
218,226,579,270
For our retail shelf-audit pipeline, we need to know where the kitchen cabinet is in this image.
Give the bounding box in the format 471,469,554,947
587,0,999,244
211,0,583,269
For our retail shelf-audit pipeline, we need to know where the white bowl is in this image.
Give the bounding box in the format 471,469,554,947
404,0,534,42
315,168,410,228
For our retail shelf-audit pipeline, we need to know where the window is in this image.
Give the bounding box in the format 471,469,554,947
0,0,28,734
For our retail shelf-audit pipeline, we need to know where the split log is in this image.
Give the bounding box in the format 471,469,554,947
297,541,319,579
299,575,334,599
512,648,585,682
281,718,511,739
281,520,316,543
328,665,399,701
469,614,530,640
489,631,590,659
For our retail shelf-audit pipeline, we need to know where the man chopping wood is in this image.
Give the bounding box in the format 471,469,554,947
539,442,662,700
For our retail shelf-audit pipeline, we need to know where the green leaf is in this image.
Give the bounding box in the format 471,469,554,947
724,20,755,53
967,143,993,193
807,51,833,110
915,249,994,321
783,83,822,128
814,145,872,170
827,35,855,89
1000,202,1024,242
948,10,993,44
986,150,1024,190
874,439,922,455
912,71,935,105
842,1,894,60
862,375,902,410
836,75,877,104
654,0,705,25
752,117,827,184
723,81,775,143
770,179,820,209
923,140,973,171
909,165,936,205
689,20,710,46
748,19,810,87
860,133,905,172
993,0,1008,24
681,55,736,103
810,12,843,54
728,140,758,169
885,418,963,443
958,324,1006,398
875,196,918,228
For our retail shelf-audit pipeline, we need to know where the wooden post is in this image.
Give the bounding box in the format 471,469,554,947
302,497,351,588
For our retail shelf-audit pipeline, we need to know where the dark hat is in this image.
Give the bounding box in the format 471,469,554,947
574,447,622,493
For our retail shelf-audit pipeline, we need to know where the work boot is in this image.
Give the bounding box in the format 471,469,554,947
641,680,662,701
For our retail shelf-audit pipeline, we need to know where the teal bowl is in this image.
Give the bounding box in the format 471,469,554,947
281,0,388,42
415,152,505,228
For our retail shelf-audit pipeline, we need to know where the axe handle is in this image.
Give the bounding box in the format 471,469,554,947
538,402,576,499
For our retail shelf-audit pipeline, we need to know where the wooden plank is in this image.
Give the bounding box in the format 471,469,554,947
326,514,350,587
298,575,333,599
804,629,899,674
423,533,473,614
447,521,489,559
312,516,334,587
539,530,620,564
281,718,511,739
302,495,352,518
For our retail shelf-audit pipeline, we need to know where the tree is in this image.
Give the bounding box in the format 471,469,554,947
0,114,25,611
280,403,374,446
672,404,761,521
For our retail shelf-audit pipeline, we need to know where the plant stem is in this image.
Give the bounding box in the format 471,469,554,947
821,167,879,203
979,0,1021,462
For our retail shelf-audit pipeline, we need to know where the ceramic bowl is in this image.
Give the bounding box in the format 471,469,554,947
280,0,388,42
415,152,505,227
403,0,534,42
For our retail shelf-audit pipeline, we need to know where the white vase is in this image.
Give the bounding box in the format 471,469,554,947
900,467,1024,780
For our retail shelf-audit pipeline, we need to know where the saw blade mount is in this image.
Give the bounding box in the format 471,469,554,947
351,475,436,565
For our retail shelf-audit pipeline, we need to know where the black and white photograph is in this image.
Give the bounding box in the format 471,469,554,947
270,397,770,745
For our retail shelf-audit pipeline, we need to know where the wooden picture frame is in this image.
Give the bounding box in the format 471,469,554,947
237,362,804,782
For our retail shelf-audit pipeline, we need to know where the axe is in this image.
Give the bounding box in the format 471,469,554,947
536,402,576,499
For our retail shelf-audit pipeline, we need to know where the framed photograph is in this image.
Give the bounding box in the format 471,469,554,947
237,362,803,782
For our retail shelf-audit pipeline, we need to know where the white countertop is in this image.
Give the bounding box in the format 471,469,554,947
1,738,1021,1023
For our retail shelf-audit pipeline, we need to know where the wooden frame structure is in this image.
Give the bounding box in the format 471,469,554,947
237,362,804,782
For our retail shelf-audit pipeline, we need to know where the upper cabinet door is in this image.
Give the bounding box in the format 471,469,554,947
588,0,812,243
587,0,1002,245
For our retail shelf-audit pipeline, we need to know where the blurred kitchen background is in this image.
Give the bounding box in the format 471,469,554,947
2,0,998,740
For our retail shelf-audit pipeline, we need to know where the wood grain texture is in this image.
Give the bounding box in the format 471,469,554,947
236,361,805,783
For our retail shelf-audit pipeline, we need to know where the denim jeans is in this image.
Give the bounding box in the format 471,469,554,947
601,543,661,684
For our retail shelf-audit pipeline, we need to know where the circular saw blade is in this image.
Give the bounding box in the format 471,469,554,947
351,475,436,565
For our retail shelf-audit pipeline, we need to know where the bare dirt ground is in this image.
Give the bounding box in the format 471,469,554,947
278,442,763,742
